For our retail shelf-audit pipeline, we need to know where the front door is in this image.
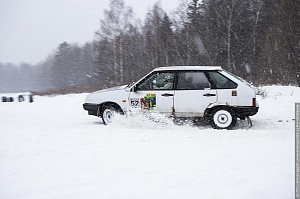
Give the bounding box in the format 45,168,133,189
129,71,175,114
174,71,217,117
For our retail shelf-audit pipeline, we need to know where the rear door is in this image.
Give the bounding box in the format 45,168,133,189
174,71,217,117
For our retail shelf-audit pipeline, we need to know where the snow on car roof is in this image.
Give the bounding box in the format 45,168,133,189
154,66,222,71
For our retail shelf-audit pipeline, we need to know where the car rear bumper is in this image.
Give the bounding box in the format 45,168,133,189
232,106,259,118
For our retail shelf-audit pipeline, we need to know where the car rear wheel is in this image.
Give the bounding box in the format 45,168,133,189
210,107,237,130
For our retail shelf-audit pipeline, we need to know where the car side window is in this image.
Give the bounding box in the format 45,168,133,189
177,72,211,90
208,71,237,89
137,72,175,91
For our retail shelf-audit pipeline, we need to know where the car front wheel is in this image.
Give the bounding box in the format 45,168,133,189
101,106,115,125
210,107,237,130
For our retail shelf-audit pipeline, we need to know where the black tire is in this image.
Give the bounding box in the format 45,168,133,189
209,107,237,130
18,95,25,102
101,106,116,125
29,94,34,103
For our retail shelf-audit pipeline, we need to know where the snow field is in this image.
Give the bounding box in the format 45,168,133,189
0,86,299,199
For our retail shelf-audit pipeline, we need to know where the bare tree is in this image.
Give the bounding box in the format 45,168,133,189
212,0,244,72
99,0,134,84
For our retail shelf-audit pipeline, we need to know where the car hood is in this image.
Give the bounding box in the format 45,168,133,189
93,85,127,93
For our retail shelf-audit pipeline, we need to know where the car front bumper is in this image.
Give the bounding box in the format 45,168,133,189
83,103,99,116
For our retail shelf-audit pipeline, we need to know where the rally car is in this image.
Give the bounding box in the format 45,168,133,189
83,66,259,129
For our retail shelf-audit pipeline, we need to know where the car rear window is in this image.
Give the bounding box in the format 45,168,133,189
208,71,237,89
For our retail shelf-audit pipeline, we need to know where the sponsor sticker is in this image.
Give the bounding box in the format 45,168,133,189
141,94,156,110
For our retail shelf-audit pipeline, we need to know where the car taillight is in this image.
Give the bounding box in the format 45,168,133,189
253,98,256,107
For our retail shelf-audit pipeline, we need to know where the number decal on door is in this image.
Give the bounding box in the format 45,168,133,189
130,98,140,108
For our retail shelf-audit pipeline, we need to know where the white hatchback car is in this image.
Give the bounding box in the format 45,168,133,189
83,66,259,129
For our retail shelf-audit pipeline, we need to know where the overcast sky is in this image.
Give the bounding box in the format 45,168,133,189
0,0,180,65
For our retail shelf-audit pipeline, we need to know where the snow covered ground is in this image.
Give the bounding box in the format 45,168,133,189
0,86,299,199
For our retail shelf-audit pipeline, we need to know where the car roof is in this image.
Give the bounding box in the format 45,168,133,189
153,66,222,71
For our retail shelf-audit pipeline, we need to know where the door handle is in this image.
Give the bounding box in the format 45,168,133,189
161,93,174,97
203,93,216,97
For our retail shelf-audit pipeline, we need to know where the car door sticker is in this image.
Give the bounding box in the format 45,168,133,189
130,98,140,108
232,90,237,96
141,94,156,110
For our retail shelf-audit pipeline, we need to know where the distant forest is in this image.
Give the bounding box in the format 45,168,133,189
1,0,299,94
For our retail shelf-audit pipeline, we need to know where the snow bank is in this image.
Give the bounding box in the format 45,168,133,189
258,85,300,98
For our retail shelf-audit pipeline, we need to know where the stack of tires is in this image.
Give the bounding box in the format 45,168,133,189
1,94,34,103
2,96,14,102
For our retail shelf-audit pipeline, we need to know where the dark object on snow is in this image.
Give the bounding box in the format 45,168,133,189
2,96,14,102
18,92,34,103
2,93,33,103
18,95,25,102
29,94,34,103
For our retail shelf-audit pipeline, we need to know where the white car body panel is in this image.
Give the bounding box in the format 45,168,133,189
85,85,130,112
83,66,259,120
174,89,217,117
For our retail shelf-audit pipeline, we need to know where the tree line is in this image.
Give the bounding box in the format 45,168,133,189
0,0,299,94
